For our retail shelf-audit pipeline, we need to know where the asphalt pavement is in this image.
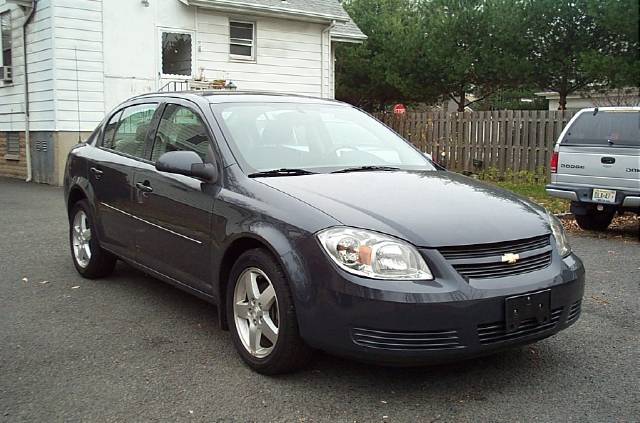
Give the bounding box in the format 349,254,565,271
1,177,638,422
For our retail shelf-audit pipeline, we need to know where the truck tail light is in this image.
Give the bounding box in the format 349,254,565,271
550,151,559,173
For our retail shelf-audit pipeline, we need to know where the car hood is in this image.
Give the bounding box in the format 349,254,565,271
257,170,551,247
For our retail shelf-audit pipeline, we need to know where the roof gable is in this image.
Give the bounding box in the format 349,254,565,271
179,0,366,41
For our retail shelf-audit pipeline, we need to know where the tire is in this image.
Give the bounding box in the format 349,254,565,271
69,199,117,278
575,209,615,231
226,248,312,375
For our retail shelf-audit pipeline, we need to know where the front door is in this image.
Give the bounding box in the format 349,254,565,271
157,29,195,91
90,103,160,259
132,102,216,294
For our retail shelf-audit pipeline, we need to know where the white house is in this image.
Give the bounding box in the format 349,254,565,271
0,0,366,184
535,89,640,111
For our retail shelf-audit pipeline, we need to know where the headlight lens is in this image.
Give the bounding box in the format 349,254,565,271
547,212,571,257
317,227,433,280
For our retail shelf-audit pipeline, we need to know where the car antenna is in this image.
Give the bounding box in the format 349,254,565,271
593,107,598,116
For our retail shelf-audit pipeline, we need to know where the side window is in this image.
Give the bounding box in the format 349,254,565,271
102,111,122,148
105,104,158,159
151,104,211,162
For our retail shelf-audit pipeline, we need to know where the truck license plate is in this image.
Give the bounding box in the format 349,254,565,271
592,189,616,203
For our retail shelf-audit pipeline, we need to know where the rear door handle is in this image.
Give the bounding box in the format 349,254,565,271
601,156,615,164
90,167,104,179
135,181,153,193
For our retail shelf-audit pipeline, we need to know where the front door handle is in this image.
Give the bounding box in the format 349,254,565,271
135,181,153,193
90,167,104,179
601,156,615,164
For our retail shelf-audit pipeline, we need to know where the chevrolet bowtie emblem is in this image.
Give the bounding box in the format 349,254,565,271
501,253,520,264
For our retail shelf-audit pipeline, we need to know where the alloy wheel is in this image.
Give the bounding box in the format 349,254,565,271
72,210,92,268
233,267,280,358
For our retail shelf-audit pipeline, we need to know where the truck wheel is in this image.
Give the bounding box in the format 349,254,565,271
575,209,615,231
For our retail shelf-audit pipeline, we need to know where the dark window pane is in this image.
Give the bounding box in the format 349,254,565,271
1,12,11,69
564,111,640,147
102,111,122,148
230,22,253,40
152,104,210,162
162,32,192,76
230,44,252,57
111,104,158,158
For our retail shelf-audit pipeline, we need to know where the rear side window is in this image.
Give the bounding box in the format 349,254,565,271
102,104,158,158
151,104,211,162
563,111,639,147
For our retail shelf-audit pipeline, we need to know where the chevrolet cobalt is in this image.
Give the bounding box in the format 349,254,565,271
64,92,585,374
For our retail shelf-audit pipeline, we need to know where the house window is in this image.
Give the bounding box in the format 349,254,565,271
1,12,12,73
229,21,255,60
161,31,192,76
5,132,19,157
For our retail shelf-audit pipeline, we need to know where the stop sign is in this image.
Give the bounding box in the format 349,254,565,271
393,104,407,115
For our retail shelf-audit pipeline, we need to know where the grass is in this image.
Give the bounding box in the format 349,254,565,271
489,181,570,214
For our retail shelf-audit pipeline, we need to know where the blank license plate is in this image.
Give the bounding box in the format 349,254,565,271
592,189,616,203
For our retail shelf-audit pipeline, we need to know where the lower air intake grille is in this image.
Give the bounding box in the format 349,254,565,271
477,307,563,345
567,300,582,323
352,328,465,351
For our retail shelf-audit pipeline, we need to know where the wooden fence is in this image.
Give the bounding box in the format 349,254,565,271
374,110,576,182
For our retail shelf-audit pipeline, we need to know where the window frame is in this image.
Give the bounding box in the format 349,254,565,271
1,10,12,85
229,20,256,62
98,102,161,162
159,28,195,79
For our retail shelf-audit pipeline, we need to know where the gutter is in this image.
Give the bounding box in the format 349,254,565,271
21,0,36,182
321,20,336,99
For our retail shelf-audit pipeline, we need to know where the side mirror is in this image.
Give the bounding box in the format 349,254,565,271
155,151,218,182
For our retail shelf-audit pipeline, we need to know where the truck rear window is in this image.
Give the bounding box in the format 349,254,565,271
563,111,639,147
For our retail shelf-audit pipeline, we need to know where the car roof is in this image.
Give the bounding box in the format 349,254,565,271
577,106,640,113
130,91,348,105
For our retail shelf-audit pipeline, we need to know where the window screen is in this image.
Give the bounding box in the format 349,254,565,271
161,32,192,76
1,12,11,71
563,111,640,147
151,104,211,162
4,132,19,156
230,21,255,58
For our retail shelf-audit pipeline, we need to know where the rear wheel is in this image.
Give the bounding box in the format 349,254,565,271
574,208,615,231
69,200,117,278
226,249,312,374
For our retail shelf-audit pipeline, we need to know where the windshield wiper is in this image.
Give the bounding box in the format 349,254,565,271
248,168,317,178
331,165,401,174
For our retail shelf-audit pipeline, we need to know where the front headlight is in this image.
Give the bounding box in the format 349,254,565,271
316,227,433,280
547,212,571,257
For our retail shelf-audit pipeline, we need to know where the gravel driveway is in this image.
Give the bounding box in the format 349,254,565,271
1,177,638,422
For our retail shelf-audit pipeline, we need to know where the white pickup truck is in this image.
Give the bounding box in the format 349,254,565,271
546,107,639,231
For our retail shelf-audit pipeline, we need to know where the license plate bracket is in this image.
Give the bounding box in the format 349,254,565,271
505,290,551,333
592,188,616,204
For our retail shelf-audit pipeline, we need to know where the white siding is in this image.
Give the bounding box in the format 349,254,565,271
0,0,54,132
52,0,104,131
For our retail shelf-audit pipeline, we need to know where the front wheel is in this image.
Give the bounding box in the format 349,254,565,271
226,249,312,374
69,200,117,278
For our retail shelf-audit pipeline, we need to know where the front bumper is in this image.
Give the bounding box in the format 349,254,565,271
295,246,585,365
546,184,640,209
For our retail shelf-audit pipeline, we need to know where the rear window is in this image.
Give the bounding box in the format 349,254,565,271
563,111,639,147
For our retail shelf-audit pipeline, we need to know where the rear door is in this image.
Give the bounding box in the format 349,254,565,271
131,100,217,294
90,103,160,258
556,110,640,191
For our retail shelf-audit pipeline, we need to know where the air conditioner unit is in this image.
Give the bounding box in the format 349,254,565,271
0,66,12,82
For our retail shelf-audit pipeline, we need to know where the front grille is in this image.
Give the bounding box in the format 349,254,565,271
452,251,552,279
438,235,550,260
438,235,552,280
352,328,465,351
477,307,563,345
567,300,581,324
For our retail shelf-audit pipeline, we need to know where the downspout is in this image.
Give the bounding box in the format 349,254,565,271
22,1,36,182
320,20,336,99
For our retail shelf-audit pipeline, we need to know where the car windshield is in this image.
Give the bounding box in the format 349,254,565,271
212,102,436,173
563,110,640,147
